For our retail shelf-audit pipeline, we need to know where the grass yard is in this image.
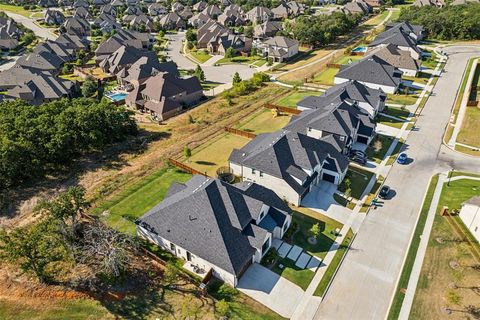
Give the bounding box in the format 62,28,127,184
287,211,343,260
338,167,375,199
275,90,323,108
366,134,395,163
189,49,211,64
409,176,480,320
201,80,221,91
387,175,439,320
403,72,432,86
216,55,264,65
421,54,439,70
387,93,418,106
363,10,389,26
236,108,292,134
0,4,35,17
93,167,192,234
185,133,251,177
384,106,411,120
457,106,480,148
272,257,315,291
377,114,408,129
335,55,362,65
386,139,405,166
313,68,338,86
313,228,354,297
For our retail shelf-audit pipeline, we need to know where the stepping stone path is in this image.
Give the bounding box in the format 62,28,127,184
287,245,302,261
295,252,311,269
278,242,292,258
272,239,283,250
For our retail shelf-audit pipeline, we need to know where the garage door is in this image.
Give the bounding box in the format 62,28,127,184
322,173,336,183
357,136,369,144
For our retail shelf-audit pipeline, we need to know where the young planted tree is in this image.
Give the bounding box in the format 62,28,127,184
309,223,321,240
184,146,192,159
232,72,242,85
216,299,230,317
224,47,234,59
194,64,205,82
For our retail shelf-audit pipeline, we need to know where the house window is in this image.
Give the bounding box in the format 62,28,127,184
339,136,345,141
259,211,264,220
283,222,289,233
252,169,256,174
261,238,270,254
260,171,264,177
170,243,176,251
308,127,312,132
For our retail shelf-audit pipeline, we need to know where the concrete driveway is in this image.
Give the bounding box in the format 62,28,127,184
165,32,257,84
314,45,480,320
237,263,304,318
301,182,352,224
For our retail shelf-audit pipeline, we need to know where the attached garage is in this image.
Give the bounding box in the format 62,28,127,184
357,136,369,144
322,173,336,183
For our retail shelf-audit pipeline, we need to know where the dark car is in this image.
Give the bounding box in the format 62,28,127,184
349,149,366,158
350,154,367,165
379,185,391,199
397,153,408,165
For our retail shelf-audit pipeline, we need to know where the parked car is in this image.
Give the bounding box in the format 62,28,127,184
349,149,366,158
350,154,367,165
379,185,391,199
397,153,408,164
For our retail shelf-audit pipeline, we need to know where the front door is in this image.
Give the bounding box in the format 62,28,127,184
186,251,192,262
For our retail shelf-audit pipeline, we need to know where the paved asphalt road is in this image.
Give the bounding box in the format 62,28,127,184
314,45,480,320
3,11,56,41
165,33,257,84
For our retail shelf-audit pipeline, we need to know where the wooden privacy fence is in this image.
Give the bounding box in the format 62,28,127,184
169,158,209,177
264,103,302,115
224,127,257,139
326,63,342,69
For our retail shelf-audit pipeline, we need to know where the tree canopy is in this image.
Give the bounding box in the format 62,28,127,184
292,12,362,47
398,4,480,40
0,99,137,190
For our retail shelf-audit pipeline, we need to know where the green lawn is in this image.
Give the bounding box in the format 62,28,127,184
0,299,112,320
272,257,315,290
189,49,212,63
386,140,404,166
377,115,407,129
403,72,432,86
0,4,35,17
383,106,411,120
236,108,292,134
438,176,480,211
186,133,251,177
457,104,480,148
363,10,389,26
338,168,375,199
93,167,192,234
275,90,323,108
313,228,354,297
287,212,342,260
387,175,439,320
386,93,418,106
216,55,264,65
366,134,395,163
421,54,438,70
313,68,338,86
201,80,221,91
335,55,362,65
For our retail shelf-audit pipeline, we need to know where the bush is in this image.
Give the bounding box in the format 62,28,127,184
260,248,278,267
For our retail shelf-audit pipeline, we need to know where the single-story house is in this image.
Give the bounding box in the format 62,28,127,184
365,44,420,77
459,196,480,242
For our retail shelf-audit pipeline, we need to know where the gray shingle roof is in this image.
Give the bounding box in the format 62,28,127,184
336,55,402,88
138,176,290,275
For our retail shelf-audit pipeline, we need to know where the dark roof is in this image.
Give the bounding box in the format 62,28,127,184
138,176,290,276
336,55,402,88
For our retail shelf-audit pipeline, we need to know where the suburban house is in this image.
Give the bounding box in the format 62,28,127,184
0,66,75,105
193,0,208,11
334,55,403,94
55,33,89,52
344,0,372,14
246,6,272,24
15,51,65,74
413,0,445,7
218,10,245,27
117,58,179,88
148,3,167,16
364,0,384,7
95,33,144,62
74,6,92,20
73,0,89,8
179,7,194,20
385,22,425,43
369,24,422,59
171,1,185,12
229,129,349,206
125,72,203,121
38,0,58,7
137,175,293,287
459,196,480,242
44,9,65,25
202,4,222,18
0,17,21,51
365,44,420,77
93,13,120,33
298,80,386,118
196,20,229,49
286,98,376,148
99,45,159,75
254,21,283,40
63,16,90,36
100,4,117,17
124,14,154,32
214,34,252,55
158,12,186,30
261,36,299,62
189,13,211,28
34,40,75,64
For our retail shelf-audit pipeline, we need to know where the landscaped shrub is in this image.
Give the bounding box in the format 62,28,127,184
260,248,278,267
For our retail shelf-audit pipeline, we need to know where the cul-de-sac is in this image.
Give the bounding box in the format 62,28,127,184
0,0,479,319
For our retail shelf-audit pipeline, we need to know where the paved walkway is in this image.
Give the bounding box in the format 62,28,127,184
237,263,304,318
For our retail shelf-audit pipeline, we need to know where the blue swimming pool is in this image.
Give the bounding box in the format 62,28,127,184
352,46,367,53
107,92,128,102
